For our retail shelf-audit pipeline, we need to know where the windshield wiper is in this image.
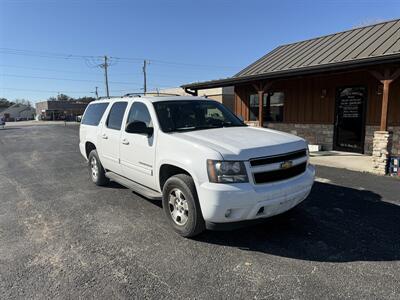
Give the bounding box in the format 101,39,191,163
173,125,221,132
223,123,247,127
171,123,246,133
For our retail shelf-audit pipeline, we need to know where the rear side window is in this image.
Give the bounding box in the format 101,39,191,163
106,102,128,130
81,103,109,126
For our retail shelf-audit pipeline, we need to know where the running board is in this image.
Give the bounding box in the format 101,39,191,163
105,172,162,200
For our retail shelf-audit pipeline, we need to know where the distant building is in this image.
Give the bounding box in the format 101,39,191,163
35,100,91,121
0,104,36,121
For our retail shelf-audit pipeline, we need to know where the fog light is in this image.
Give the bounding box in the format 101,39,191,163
225,209,232,218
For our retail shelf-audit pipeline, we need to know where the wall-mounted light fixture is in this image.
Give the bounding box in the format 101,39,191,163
321,89,327,99
377,84,383,95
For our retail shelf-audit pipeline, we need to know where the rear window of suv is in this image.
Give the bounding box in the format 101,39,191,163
81,103,109,126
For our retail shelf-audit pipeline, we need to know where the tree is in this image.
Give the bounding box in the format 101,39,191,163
46,95,95,103
0,98,15,107
56,94,71,101
75,96,96,103
14,99,31,107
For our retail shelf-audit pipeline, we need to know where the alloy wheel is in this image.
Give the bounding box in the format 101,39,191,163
168,188,189,226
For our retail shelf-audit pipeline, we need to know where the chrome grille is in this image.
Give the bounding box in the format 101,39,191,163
249,149,308,184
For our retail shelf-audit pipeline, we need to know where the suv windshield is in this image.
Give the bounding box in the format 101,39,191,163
153,100,246,133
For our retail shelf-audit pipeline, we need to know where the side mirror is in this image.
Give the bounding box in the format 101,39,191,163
126,121,153,137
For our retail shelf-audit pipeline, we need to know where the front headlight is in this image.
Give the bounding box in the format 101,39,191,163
207,160,248,183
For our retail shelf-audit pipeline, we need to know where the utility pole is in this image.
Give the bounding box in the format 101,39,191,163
100,56,110,98
143,60,148,95
95,86,99,100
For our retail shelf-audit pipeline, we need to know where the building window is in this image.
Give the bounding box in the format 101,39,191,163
267,92,284,122
248,92,284,122
249,94,259,121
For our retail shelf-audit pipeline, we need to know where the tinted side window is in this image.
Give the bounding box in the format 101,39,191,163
106,102,128,130
126,102,153,128
81,103,109,126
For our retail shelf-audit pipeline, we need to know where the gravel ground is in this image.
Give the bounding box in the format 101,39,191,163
0,125,399,299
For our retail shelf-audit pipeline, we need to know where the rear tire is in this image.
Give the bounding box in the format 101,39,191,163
162,174,205,237
88,150,109,186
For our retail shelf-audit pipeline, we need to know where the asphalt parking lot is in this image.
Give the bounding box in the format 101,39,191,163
0,124,399,299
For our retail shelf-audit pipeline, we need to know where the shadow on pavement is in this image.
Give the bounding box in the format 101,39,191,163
103,181,128,189
195,182,400,262
0,127,21,130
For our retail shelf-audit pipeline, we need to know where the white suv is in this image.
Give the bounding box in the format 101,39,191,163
79,96,315,237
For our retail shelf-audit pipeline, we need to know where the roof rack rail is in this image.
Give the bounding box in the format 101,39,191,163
97,96,122,100
123,92,181,97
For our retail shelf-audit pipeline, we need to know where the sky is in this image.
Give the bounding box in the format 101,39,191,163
0,0,399,103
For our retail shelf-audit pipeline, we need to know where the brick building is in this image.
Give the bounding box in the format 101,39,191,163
35,100,90,121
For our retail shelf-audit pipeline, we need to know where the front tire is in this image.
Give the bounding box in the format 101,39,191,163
88,150,109,186
162,174,205,237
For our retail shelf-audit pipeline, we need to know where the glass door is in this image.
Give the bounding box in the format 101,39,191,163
334,86,367,153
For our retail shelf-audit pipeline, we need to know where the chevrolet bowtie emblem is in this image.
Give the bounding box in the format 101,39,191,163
280,160,293,169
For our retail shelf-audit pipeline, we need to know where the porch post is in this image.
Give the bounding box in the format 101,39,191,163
258,90,264,127
252,81,273,127
370,68,400,174
380,79,391,131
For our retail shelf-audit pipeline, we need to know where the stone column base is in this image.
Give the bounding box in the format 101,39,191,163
372,131,392,175
245,121,260,127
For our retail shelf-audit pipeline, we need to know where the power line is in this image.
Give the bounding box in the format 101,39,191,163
0,47,101,60
0,64,102,75
0,47,239,69
1,73,142,86
0,63,182,78
0,63,208,85
0,87,91,94
0,86,180,97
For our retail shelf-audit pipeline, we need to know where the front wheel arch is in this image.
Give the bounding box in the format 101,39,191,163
159,164,193,191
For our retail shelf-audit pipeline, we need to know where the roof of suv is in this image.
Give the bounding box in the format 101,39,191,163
94,96,209,103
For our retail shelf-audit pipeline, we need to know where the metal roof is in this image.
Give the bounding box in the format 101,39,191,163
0,104,35,118
182,19,400,90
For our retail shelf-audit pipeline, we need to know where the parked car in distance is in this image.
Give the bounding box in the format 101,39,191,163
79,96,315,237
0,117,5,128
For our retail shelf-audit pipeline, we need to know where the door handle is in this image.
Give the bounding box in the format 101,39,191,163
102,134,108,139
121,138,129,145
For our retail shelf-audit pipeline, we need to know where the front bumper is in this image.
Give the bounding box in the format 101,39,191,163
197,164,315,224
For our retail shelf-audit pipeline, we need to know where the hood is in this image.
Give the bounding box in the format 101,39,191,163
174,126,307,160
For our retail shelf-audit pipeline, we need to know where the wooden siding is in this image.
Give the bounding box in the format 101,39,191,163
234,68,400,126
